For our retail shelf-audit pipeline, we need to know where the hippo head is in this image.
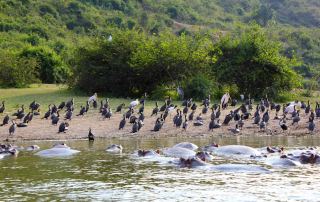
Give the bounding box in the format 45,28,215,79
196,151,213,162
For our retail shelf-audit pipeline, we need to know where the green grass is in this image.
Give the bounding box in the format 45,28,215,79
0,84,180,113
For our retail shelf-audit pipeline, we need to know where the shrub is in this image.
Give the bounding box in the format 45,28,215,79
183,74,214,101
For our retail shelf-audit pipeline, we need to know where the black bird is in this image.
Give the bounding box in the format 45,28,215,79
132,120,139,133
42,105,52,119
153,118,163,132
93,100,98,109
58,122,69,133
65,109,73,120
183,105,188,115
77,105,86,116
151,102,159,116
51,104,58,114
129,115,137,124
0,101,5,113
188,110,195,121
191,103,197,111
139,102,145,114
279,118,288,131
23,112,32,123
29,100,40,111
182,115,188,130
138,112,145,122
88,128,94,141
202,104,209,114
9,121,17,136
66,98,74,110
292,110,300,125
51,112,60,125
119,115,126,130
159,101,167,112
85,101,90,113
259,121,266,131
125,108,133,119
58,101,65,110
175,111,183,127
104,109,112,119
1,114,9,126
253,113,260,125
305,100,311,114
116,103,125,113
223,113,233,125
308,119,315,133
262,110,270,123
215,105,221,119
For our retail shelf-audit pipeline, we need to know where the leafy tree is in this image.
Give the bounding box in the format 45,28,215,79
213,27,301,98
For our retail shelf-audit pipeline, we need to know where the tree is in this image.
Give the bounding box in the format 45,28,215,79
213,27,301,98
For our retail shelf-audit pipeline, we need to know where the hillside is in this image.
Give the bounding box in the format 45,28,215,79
0,0,319,85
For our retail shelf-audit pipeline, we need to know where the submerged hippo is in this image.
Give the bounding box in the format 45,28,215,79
173,142,198,151
212,145,261,157
0,144,19,158
202,143,219,152
137,149,160,157
265,157,300,167
163,147,196,159
106,144,123,153
35,143,80,158
26,145,40,151
177,157,208,168
281,151,320,165
196,151,213,162
211,164,270,173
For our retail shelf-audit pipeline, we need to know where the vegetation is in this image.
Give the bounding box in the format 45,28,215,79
0,0,318,100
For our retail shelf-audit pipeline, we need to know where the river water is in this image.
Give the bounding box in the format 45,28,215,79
1,135,320,201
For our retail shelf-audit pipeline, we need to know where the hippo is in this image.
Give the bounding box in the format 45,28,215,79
202,143,219,152
211,164,270,173
35,143,80,158
26,145,40,151
137,149,160,157
265,156,300,167
196,151,213,162
163,147,196,159
177,157,208,168
281,151,320,165
173,142,198,151
106,144,123,153
0,144,19,158
212,145,261,157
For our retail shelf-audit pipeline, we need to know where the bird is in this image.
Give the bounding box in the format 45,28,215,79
132,120,139,133
292,110,300,125
116,103,125,113
0,101,5,113
119,115,126,130
77,105,86,116
1,114,9,126
58,101,65,110
259,121,266,131
188,110,195,121
51,112,60,125
139,102,145,114
64,109,73,120
308,119,315,133
129,99,140,108
9,121,17,136
42,105,51,119
88,128,94,141
58,122,69,133
229,124,240,134
279,118,288,132
153,117,163,132
151,102,159,116
182,115,188,130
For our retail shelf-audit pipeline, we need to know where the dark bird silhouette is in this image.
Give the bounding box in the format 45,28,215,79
88,128,94,141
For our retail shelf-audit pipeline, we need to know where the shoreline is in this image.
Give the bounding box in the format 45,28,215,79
0,106,316,143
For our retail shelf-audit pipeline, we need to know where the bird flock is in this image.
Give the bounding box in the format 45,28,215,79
0,94,318,140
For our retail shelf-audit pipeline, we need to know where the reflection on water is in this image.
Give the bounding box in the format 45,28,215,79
1,135,320,201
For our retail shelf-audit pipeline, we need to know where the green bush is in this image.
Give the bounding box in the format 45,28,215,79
0,51,39,87
150,85,178,100
183,74,214,100
20,47,71,83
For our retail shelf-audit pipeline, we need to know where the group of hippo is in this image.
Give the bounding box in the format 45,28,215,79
1,142,319,172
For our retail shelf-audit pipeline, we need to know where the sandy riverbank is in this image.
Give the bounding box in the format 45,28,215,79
0,104,316,142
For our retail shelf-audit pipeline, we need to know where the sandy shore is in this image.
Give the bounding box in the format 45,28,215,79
0,105,316,142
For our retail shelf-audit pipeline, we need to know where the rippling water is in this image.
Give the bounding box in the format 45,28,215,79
1,135,320,201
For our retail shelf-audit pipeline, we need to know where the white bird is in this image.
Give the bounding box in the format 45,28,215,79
88,93,97,103
129,99,140,108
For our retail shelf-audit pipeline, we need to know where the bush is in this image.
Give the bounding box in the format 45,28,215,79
183,74,214,101
0,51,39,87
20,47,71,83
150,85,178,100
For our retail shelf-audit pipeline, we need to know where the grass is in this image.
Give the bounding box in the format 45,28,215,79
0,84,179,113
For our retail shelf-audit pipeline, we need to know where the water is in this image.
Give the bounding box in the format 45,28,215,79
1,135,320,201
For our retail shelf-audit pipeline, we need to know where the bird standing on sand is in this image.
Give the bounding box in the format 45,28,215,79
88,128,94,141
9,121,17,136
130,99,140,108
